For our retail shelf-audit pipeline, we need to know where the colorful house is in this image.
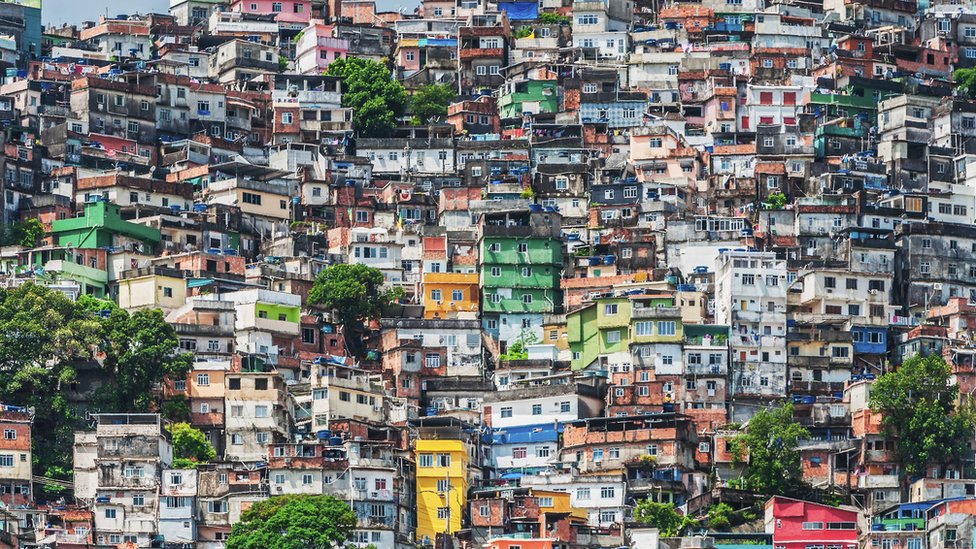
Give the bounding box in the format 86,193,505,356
51,200,161,252
765,496,859,549
423,272,480,319
567,293,684,371
479,209,564,352
415,438,469,544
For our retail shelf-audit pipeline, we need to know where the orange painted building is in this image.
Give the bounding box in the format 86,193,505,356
422,272,480,319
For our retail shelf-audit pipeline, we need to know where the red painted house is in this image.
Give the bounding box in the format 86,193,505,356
765,496,859,549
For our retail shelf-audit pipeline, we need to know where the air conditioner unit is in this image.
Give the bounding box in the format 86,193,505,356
869,289,879,295
370,491,379,498
284,458,292,465
933,283,944,291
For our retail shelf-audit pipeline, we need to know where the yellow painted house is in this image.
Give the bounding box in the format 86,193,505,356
422,272,480,319
415,438,468,543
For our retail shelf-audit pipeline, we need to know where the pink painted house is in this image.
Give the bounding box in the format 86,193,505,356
765,496,859,549
294,22,349,74
229,0,311,25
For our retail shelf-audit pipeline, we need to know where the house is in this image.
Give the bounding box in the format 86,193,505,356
765,496,860,549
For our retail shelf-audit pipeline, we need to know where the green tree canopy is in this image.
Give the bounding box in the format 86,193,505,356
326,57,406,137
729,401,809,495
869,354,975,478
0,218,44,247
171,422,216,468
410,84,456,124
78,296,192,411
634,500,697,537
538,12,571,25
955,68,976,100
0,283,191,488
226,494,358,549
309,264,401,328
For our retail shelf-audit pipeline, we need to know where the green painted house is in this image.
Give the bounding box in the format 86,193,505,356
52,200,161,251
568,293,683,370
479,209,563,351
498,80,559,119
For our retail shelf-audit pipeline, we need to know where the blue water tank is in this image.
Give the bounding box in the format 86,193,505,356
328,436,343,446
317,430,332,440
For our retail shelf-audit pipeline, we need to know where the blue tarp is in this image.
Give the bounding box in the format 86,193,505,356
498,1,538,20
491,423,563,444
419,38,457,47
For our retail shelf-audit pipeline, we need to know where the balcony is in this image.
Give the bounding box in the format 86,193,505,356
631,306,681,319
686,363,727,376
460,47,504,60
190,411,224,427
253,317,300,335
173,323,233,337
732,309,785,323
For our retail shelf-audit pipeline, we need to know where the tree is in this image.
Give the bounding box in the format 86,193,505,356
14,219,43,247
171,423,216,468
0,283,193,486
634,500,697,537
499,329,540,362
326,57,406,138
79,297,192,412
0,283,102,484
309,264,401,329
226,495,357,549
869,354,975,478
955,68,976,100
538,12,571,25
765,192,788,210
0,219,44,247
410,84,456,125
706,503,735,531
729,401,809,495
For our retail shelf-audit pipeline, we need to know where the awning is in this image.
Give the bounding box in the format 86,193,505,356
187,278,214,288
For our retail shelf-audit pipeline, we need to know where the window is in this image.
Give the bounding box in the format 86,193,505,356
521,294,533,305
419,454,433,467
826,522,856,530
607,330,621,343
197,373,210,386
2,430,14,441
532,404,542,415
105,509,117,519
281,112,293,124
271,2,282,11
600,485,615,498
657,321,676,336
635,321,652,336
436,454,451,467
500,407,513,418
802,522,824,530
